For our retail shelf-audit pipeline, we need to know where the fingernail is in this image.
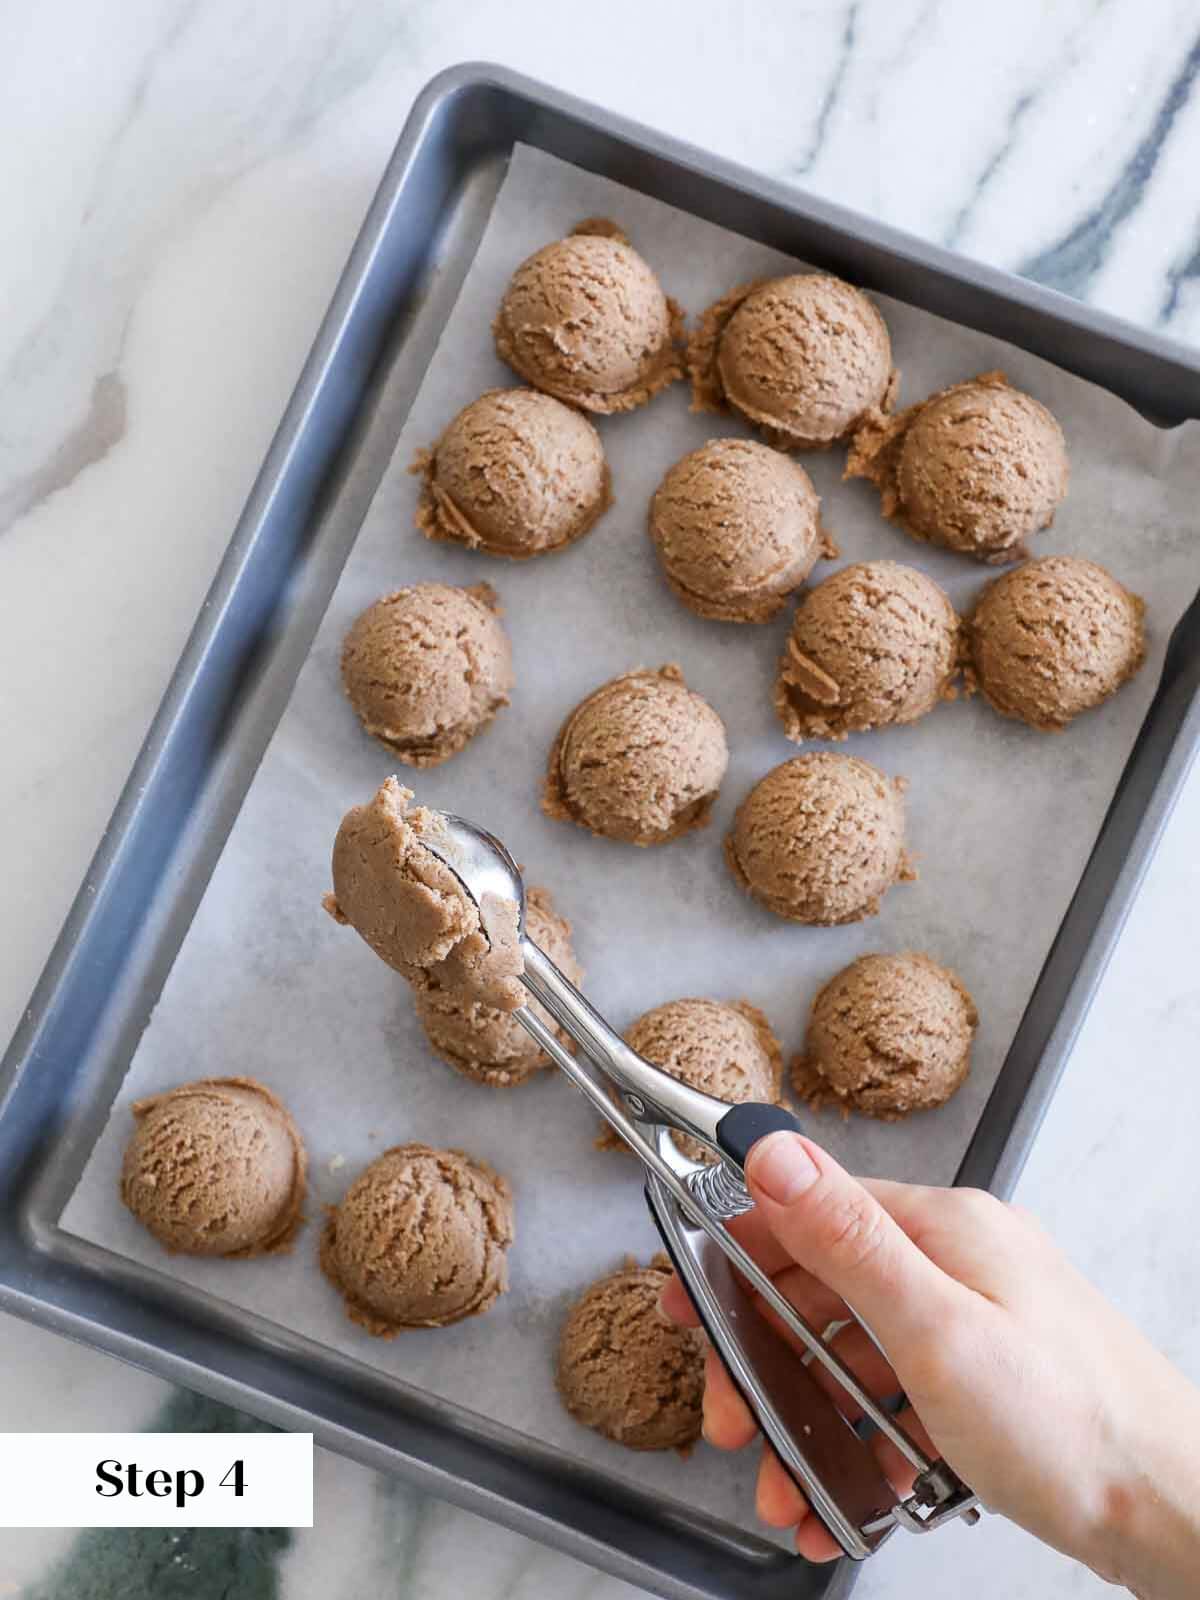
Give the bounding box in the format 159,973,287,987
746,1132,818,1204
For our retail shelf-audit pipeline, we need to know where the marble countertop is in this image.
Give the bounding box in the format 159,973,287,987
4,4,1199,1597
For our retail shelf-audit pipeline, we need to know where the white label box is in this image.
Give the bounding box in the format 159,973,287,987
0,1433,313,1527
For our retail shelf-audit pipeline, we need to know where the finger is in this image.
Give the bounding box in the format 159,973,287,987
795,1518,845,1564
865,1179,1033,1301
701,1345,758,1450
658,1271,698,1327
755,1442,809,1527
723,1205,804,1278
745,1135,962,1345
861,1177,950,1235
756,1448,843,1563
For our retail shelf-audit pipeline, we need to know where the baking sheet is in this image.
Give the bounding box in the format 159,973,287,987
61,144,1200,1534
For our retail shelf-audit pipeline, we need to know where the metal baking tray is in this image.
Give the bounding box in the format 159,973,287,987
3,62,1200,1600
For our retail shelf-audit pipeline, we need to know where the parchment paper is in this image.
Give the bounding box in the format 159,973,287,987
61,146,1200,1536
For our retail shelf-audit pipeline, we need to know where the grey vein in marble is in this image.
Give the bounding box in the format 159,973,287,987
1021,30,1200,297
0,0,430,537
943,0,1112,252
0,372,127,531
1161,225,1200,321
789,0,860,177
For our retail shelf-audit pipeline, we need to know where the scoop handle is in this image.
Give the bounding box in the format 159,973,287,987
715,1102,803,1169
645,1172,898,1562
521,938,754,1150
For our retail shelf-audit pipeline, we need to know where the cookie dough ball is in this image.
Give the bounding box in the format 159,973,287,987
600,999,782,1162
413,389,612,559
968,555,1145,731
688,273,896,450
792,953,978,1121
649,439,836,622
725,753,913,925
846,371,1068,563
414,886,583,1087
493,223,683,414
120,1078,306,1258
775,561,963,742
556,1256,705,1451
320,1144,513,1336
543,665,728,846
341,583,513,766
325,778,524,1012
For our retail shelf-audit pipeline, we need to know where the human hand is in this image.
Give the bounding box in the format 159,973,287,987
660,1132,1200,1596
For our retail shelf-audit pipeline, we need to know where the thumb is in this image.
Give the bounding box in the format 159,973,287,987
745,1132,958,1346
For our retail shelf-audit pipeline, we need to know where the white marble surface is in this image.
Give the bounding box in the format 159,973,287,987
2,3,1199,1597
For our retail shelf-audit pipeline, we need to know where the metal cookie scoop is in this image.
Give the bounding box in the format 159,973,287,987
424,813,980,1561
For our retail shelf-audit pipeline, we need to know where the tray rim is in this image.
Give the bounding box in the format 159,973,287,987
3,60,1200,1600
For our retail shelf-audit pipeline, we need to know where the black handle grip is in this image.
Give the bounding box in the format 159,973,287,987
715,1102,803,1170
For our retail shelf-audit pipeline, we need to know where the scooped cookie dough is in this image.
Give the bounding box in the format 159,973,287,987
321,1144,513,1336
120,1078,306,1258
556,1255,705,1452
725,753,914,925
598,998,783,1162
543,665,729,846
649,439,836,622
493,221,683,414
792,953,978,1121
967,555,1146,731
412,389,612,559
341,582,512,767
774,560,963,742
688,273,897,450
414,886,583,1088
846,371,1068,563
325,777,524,1012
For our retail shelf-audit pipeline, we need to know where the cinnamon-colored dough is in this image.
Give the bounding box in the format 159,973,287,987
325,778,524,1012
341,583,512,765
556,1255,704,1452
725,753,914,925
688,273,896,450
412,389,611,559
321,1144,513,1336
792,953,977,1121
543,666,728,846
120,1078,306,1258
649,439,836,622
414,886,583,1087
846,371,1068,564
774,560,963,742
967,555,1145,731
494,222,683,414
